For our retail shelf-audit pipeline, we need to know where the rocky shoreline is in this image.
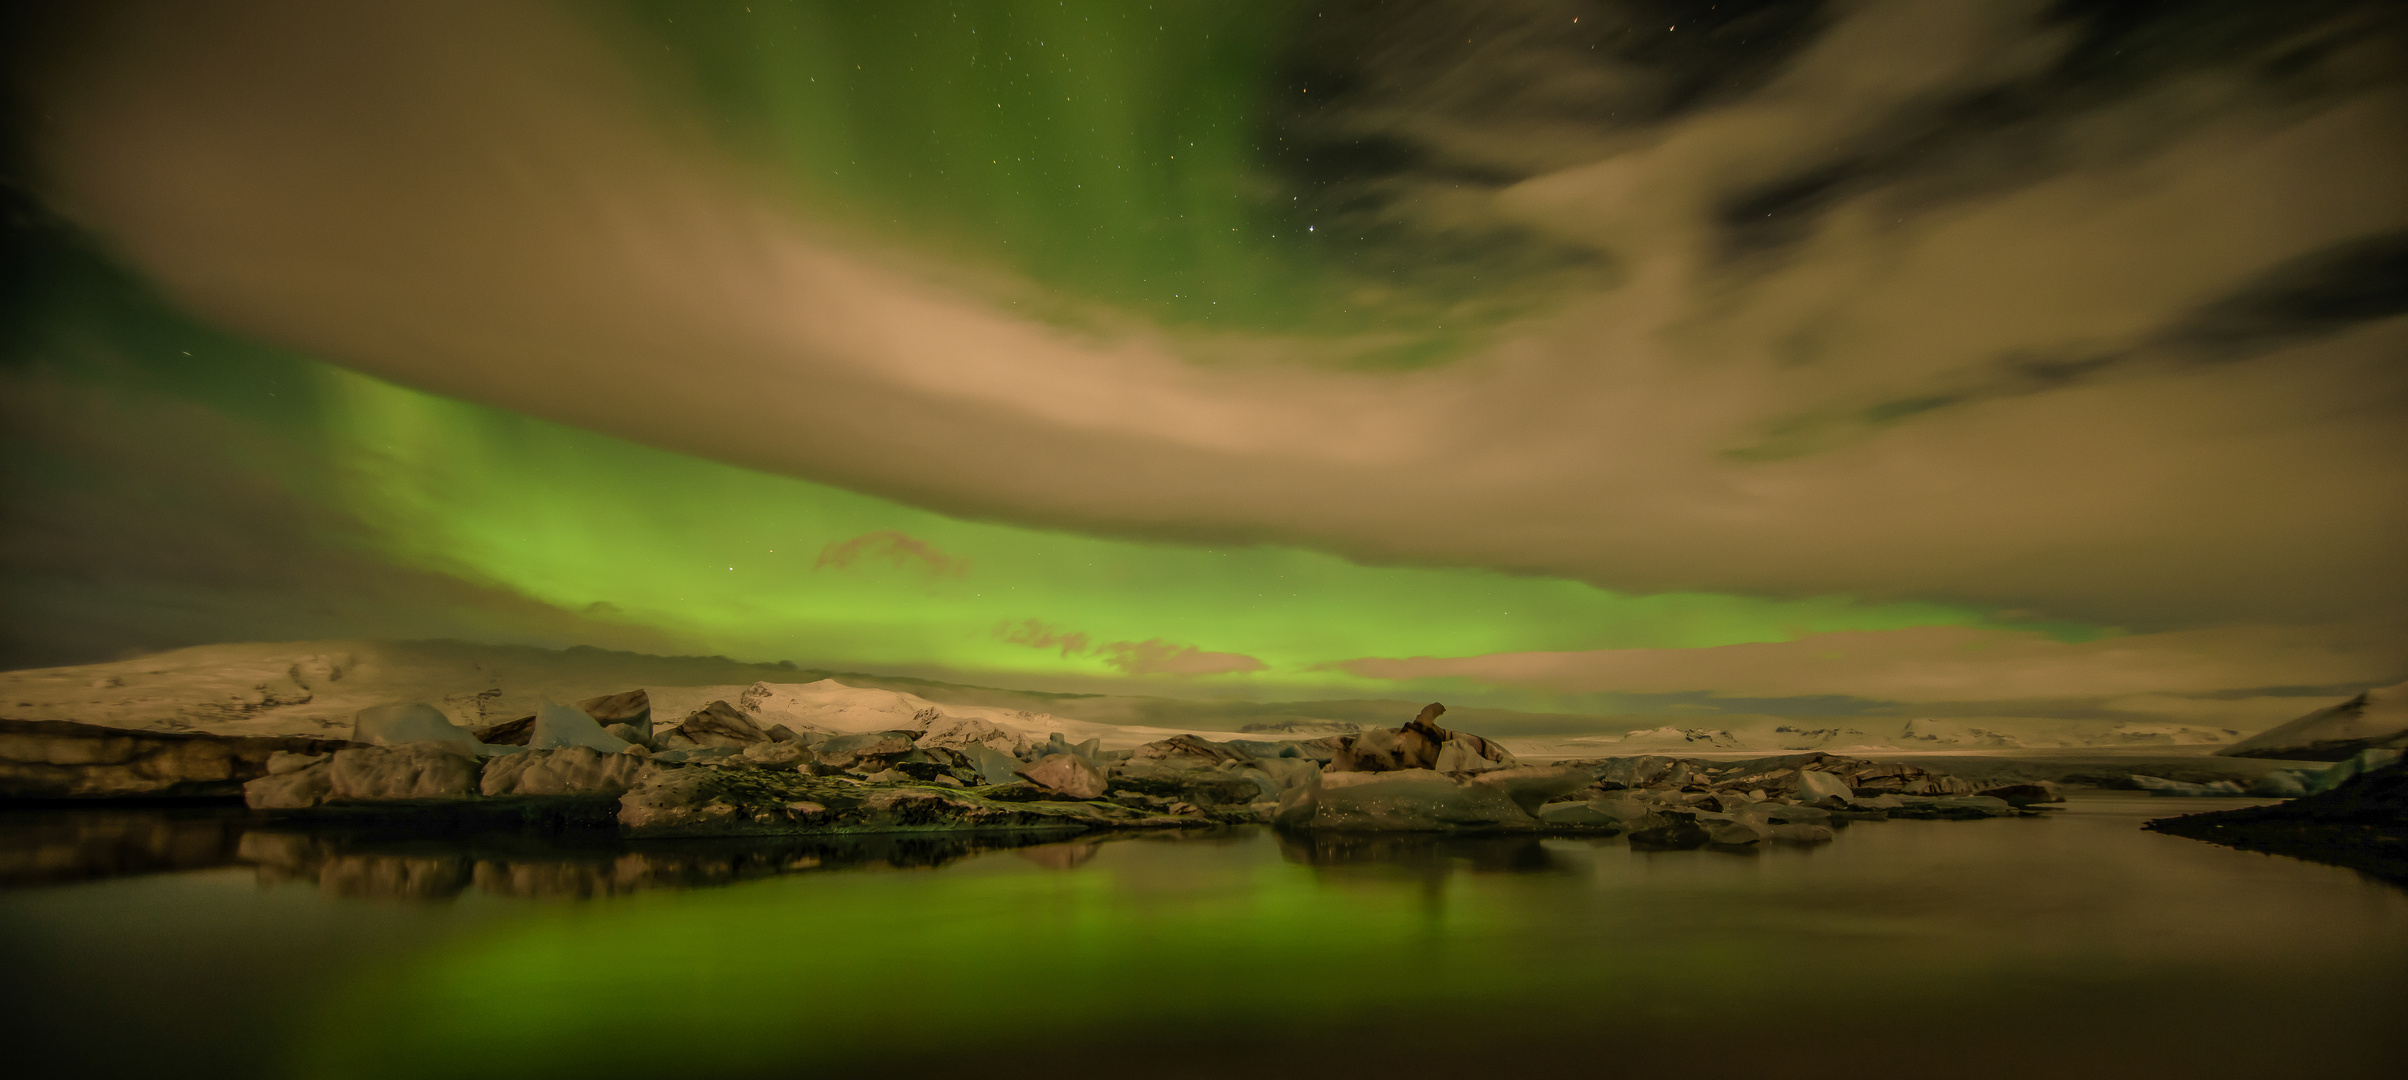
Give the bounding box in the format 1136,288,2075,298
2146,752,2408,885
0,718,351,799
21,689,2408,891
4,694,2075,853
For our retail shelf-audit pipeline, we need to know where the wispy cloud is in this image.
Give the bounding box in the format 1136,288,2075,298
997,620,1263,678
1098,639,1268,678
996,619,1090,658
1337,622,2406,704
813,531,965,578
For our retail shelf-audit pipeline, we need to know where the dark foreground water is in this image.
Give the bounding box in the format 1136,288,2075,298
2,795,2403,1080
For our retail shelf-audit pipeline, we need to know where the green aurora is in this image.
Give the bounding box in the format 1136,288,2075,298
606,0,1604,361
0,0,2157,704
326,361,2022,682
4,241,2067,700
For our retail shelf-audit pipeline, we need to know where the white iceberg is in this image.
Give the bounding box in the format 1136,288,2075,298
528,701,632,753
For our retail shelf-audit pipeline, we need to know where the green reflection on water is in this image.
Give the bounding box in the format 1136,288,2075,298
9,802,2408,1079
275,806,2408,1080
299,840,1542,1077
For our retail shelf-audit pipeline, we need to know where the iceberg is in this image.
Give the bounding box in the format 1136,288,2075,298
528,702,633,753
352,702,480,750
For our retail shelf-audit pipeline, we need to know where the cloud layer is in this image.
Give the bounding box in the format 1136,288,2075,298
1336,621,2405,705
11,0,2403,710
28,0,2405,633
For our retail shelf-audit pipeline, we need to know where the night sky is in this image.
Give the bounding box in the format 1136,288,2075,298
3,1,2401,731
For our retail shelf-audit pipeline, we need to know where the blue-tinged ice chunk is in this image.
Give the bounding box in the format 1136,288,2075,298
2132,774,2246,797
2250,770,2310,797
2329,747,2402,788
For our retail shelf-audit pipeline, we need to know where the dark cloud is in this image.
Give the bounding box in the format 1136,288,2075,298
2160,229,2408,361
1730,229,2408,455
1273,0,1832,175
1715,0,2407,259
1259,1,1833,324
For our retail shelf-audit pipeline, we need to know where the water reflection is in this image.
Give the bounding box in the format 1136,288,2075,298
4,798,2406,1080
6,800,2399,911
0,807,252,887
1277,831,1572,875
0,804,1635,902
242,831,1130,900
0,806,1184,900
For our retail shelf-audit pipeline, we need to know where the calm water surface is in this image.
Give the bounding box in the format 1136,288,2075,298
2,794,2402,1079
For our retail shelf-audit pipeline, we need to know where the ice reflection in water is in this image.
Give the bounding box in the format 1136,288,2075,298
0,807,252,887
0,806,1138,899
0,809,1654,900
1,797,2405,1080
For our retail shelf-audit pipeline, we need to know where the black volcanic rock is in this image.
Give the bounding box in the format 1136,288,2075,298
2146,759,2408,884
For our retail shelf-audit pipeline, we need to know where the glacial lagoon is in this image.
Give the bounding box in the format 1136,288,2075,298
3,795,2403,1079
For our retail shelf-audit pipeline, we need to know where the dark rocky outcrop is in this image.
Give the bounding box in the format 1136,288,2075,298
249,742,655,810
576,689,652,738
2146,758,2408,884
1583,751,1971,799
1481,750,2041,849
1325,703,1515,774
246,743,482,808
1239,719,1359,735
1275,766,1593,832
479,745,648,797
0,719,352,799
1107,766,1268,810
472,689,653,747
811,730,918,771
472,716,536,745
1973,781,2064,806
1263,705,1605,834
1125,734,1248,769
668,700,774,748
1016,753,1108,799
12,693,2071,858
1266,712,2039,838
